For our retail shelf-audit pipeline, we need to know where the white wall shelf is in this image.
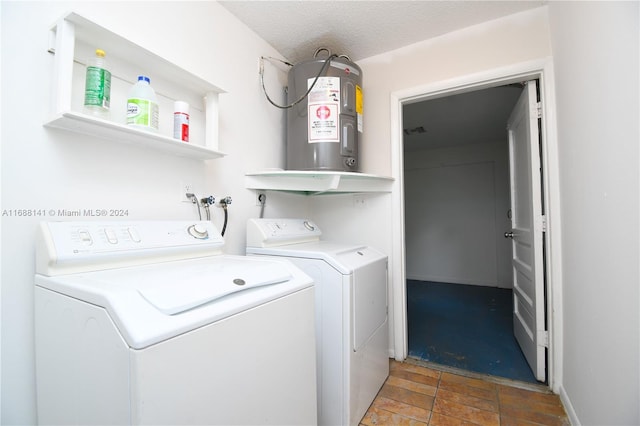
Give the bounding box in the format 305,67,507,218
46,111,224,160
45,12,226,160
245,170,394,195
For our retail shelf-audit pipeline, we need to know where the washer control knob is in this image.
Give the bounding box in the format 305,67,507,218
78,229,93,245
104,228,118,244
188,224,209,239
127,227,142,243
303,220,315,231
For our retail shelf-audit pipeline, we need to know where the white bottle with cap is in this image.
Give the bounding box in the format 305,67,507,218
126,75,159,132
173,101,190,142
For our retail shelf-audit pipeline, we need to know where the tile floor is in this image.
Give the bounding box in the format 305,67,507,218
361,360,570,425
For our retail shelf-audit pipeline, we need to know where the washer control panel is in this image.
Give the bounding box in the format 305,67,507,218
246,218,322,247
36,221,224,276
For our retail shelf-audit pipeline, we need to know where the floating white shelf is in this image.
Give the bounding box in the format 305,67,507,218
245,170,394,195
46,111,225,160
45,12,226,160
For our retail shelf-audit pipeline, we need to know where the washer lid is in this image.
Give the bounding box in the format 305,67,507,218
135,260,292,315
35,255,312,349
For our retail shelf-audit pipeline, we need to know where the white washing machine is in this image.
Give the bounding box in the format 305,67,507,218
34,220,317,425
246,218,389,426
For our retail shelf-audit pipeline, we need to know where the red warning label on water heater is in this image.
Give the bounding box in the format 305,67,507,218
316,105,331,119
308,76,340,143
309,104,339,142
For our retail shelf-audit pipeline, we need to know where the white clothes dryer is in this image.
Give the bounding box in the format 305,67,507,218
246,218,389,426
34,220,317,426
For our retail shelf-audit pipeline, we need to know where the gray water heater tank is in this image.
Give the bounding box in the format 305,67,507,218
286,55,363,172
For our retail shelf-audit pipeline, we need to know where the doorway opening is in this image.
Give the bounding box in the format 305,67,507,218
389,64,560,388
402,84,540,383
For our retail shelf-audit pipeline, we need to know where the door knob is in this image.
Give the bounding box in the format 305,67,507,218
504,231,514,239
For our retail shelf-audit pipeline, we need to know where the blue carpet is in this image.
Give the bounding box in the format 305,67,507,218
407,280,539,383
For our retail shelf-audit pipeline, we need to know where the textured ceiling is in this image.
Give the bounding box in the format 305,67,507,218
218,0,545,64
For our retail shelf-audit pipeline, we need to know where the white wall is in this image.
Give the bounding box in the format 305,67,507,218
404,142,512,288
547,2,639,424
0,2,309,423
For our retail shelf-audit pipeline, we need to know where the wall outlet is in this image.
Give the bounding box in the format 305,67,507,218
181,182,194,202
354,194,366,208
256,192,266,206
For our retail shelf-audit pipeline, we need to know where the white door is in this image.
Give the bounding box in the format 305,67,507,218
506,80,546,382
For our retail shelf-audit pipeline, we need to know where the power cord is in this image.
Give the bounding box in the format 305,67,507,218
260,50,338,109
258,193,266,218
185,193,201,220
219,197,232,237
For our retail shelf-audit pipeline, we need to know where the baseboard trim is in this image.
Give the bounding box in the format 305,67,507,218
558,384,579,425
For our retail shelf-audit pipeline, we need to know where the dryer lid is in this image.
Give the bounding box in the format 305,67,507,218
136,260,292,315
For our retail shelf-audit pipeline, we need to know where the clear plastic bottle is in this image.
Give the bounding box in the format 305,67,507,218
126,75,159,132
84,49,111,119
